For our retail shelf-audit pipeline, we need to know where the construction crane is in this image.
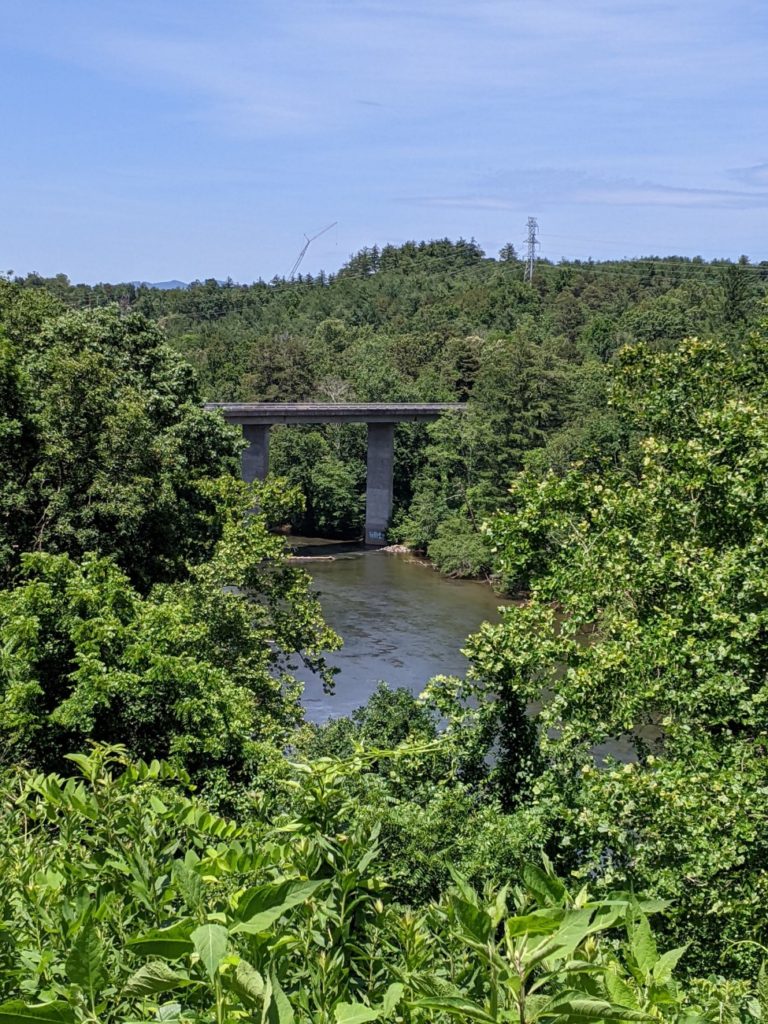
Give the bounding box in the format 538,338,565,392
287,222,337,279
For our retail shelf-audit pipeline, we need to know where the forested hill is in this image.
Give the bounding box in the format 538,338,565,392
8,241,768,573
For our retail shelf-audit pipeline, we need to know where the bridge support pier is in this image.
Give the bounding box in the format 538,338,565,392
241,424,270,482
238,419,393,544
217,404,463,546
365,422,394,546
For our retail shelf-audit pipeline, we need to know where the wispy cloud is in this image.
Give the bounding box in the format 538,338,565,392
1,0,766,279
728,162,768,187
578,183,768,209
90,32,329,136
16,0,766,141
410,171,768,211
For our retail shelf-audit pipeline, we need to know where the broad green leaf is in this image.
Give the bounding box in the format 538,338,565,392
635,899,668,915
266,972,294,1024
758,962,768,1014
124,961,189,997
128,922,194,960
227,960,265,1006
156,1002,182,1022
522,863,567,905
587,903,627,934
544,993,651,1021
173,857,202,912
334,1002,379,1024
505,909,564,939
605,893,667,917
191,924,228,981
0,1003,74,1024
355,846,379,875
381,984,404,1016
603,974,641,1011
590,898,662,926
65,924,105,994
524,994,552,1021
452,897,492,944
260,974,273,1024
628,913,658,978
411,996,497,1023
63,753,95,777
447,866,479,904
234,879,325,934
491,886,509,928
652,945,687,985
530,908,595,967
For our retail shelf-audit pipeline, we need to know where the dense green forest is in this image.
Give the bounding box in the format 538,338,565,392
10,243,767,574
1,246,768,1021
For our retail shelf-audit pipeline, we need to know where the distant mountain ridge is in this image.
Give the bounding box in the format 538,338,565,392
131,279,189,290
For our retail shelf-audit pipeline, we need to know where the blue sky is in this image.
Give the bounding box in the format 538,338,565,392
2,0,766,282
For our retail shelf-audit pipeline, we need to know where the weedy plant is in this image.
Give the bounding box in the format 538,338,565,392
0,746,760,1023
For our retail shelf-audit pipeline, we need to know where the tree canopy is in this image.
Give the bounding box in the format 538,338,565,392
436,324,768,974
0,295,240,589
7,246,764,574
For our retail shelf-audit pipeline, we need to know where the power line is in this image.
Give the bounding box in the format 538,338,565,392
321,255,768,287
542,255,768,275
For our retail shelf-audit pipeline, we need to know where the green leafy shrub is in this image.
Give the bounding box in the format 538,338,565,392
443,328,768,975
427,515,492,578
0,747,752,1024
0,482,339,789
297,683,438,760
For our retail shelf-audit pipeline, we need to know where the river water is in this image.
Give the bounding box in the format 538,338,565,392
294,540,508,722
295,540,639,762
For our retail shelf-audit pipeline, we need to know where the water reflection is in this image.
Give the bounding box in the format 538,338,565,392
292,540,508,722
294,540,643,763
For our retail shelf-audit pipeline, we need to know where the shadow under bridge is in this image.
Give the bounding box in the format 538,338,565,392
204,402,466,545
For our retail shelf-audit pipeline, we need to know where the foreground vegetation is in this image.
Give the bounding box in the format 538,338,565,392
0,747,755,1023
1,249,768,1017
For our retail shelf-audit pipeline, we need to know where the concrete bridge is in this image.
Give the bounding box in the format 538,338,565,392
205,403,465,544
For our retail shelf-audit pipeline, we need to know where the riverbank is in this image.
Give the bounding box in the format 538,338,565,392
286,533,510,596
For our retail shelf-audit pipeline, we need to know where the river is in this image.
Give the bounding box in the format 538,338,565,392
293,540,508,722
295,539,639,762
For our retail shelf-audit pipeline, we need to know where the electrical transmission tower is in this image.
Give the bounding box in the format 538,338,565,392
523,216,539,282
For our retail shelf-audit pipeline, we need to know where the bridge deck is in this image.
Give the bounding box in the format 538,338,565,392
205,402,466,424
